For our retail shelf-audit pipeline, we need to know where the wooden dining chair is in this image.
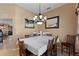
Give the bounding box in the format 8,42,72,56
47,38,54,56
46,36,58,56
18,38,26,56
61,35,76,56
52,36,58,56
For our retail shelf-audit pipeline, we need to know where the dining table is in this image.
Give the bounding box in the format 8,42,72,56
20,36,53,56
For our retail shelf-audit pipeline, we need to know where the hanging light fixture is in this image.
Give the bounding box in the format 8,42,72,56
33,3,47,25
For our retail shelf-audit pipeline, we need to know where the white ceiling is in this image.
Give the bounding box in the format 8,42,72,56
16,3,67,14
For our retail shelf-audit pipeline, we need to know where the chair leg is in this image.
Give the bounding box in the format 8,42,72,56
52,44,57,56
19,51,22,56
61,44,63,54
47,51,52,56
73,46,75,56
19,49,22,56
69,47,70,56
53,48,57,56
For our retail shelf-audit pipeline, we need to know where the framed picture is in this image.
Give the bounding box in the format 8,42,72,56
45,16,59,29
25,19,35,28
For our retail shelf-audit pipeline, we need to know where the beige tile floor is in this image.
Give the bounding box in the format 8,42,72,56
0,36,19,56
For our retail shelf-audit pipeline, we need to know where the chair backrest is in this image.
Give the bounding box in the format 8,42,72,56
47,36,58,55
18,38,26,56
53,36,58,56
46,34,52,36
66,35,76,45
47,38,54,55
53,36,58,44
25,35,30,38
48,38,54,50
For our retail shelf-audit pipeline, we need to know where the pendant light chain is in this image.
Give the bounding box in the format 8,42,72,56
39,3,41,15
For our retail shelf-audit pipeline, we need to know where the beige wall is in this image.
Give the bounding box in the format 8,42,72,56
42,4,77,41
0,4,15,19
14,5,37,38
0,4,37,38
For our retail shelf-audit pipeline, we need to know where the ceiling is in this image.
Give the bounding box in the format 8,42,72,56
16,3,67,14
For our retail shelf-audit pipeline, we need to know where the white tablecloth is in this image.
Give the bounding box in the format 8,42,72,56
20,36,53,56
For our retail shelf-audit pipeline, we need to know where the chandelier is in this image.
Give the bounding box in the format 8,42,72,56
33,4,47,25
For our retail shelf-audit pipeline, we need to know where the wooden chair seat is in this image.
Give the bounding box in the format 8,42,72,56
75,52,79,56
61,42,74,47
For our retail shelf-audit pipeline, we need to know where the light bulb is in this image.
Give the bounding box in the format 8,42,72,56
35,16,37,19
33,16,38,20
42,19,44,21
39,15,42,19
44,16,47,20
33,17,35,20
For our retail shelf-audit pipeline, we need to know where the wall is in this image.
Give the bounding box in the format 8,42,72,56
42,4,77,41
0,4,37,38
0,19,12,26
0,4,15,19
14,5,37,38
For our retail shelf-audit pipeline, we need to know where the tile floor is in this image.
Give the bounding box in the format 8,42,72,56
0,36,19,56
